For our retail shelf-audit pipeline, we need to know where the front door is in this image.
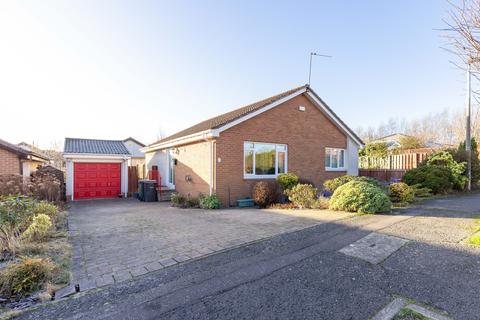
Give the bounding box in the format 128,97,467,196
167,150,175,189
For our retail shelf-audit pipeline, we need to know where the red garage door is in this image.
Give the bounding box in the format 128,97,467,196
74,163,121,200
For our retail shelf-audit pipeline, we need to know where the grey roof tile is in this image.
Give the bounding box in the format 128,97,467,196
64,138,131,155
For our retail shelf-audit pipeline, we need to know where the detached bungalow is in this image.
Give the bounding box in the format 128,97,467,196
142,85,363,206
0,138,50,176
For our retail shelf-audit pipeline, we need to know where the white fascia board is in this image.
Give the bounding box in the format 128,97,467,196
63,153,131,160
141,130,219,152
216,88,307,134
305,92,363,147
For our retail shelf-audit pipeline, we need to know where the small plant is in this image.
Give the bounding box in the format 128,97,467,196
252,181,279,208
199,193,221,209
22,214,52,241
32,201,58,223
311,196,329,209
389,182,415,204
276,173,299,193
411,184,433,198
185,196,200,208
268,203,297,209
426,150,467,190
0,257,54,298
287,184,318,209
170,193,186,207
329,181,391,214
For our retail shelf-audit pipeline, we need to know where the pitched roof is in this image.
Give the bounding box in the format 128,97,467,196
123,137,145,147
64,138,131,155
0,138,28,158
148,85,307,146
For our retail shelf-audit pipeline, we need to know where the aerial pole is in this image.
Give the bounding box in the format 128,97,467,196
308,52,332,86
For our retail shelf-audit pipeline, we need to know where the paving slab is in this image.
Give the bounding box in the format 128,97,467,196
67,199,353,290
339,232,408,264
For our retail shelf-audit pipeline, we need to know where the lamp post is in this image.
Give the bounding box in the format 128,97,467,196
466,61,472,191
308,52,332,86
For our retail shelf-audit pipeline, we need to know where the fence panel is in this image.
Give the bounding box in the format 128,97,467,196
128,166,139,194
359,169,407,182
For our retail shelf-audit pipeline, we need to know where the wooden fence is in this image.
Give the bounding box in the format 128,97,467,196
358,151,433,181
359,169,407,182
359,152,430,170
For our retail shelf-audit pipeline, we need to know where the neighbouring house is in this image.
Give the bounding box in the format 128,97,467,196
370,133,453,150
123,137,146,178
0,138,50,176
63,138,131,200
142,85,363,206
18,142,65,171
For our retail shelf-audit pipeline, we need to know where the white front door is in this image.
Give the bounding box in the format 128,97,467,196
167,149,175,189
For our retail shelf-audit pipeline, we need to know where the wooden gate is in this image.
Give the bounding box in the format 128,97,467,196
128,166,139,194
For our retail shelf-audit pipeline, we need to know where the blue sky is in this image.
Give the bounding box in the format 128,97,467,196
0,1,466,148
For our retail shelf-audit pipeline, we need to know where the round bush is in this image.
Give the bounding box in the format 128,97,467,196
402,165,453,194
323,175,382,193
287,184,317,209
252,181,279,208
276,173,299,192
329,181,391,214
389,182,414,203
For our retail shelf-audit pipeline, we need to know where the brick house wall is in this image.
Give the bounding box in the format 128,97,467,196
0,148,21,175
174,141,212,197
214,94,347,206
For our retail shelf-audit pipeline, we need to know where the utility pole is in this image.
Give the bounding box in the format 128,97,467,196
308,52,332,86
466,61,472,191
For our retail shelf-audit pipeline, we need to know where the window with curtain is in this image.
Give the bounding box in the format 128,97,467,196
325,147,346,170
244,142,287,178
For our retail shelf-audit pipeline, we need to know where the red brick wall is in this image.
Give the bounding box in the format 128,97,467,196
215,94,347,206
0,148,21,175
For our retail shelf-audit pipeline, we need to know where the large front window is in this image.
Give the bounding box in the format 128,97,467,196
325,147,346,170
244,142,287,178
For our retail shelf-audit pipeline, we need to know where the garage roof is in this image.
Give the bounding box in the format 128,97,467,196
64,138,131,155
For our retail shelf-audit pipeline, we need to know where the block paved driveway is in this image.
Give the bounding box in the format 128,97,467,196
68,199,353,290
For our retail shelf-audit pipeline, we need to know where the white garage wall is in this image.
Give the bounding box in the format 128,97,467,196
64,154,130,201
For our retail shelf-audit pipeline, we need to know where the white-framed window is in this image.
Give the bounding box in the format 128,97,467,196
325,147,346,171
244,142,287,179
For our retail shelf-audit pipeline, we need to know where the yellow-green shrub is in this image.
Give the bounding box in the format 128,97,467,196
0,257,54,298
287,184,318,209
32,201,58,222
329,181,391,214
22,214,52,241
389,182,415,204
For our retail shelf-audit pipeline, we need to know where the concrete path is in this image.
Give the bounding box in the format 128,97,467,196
67,199,353,291
16,193,480,319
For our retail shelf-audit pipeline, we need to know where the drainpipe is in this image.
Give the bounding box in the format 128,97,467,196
203,134,214,195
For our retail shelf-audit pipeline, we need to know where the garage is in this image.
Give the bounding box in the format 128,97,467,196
74,163,121,199
64,138,131,201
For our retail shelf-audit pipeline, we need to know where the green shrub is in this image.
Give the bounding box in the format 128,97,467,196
0,257,54,298
323,175,356,193
329,181,391,214
402,165,453,194
276,173,299,192
22,214,52,241
389,182,414,204
411,184,433,198
426,151,467,190
323,175,381,193
252,181,279,208
199,194,221,209
171,193,186,207
450,138,480,186
287,184,318,209
32,201,58,222
311,196,329,209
